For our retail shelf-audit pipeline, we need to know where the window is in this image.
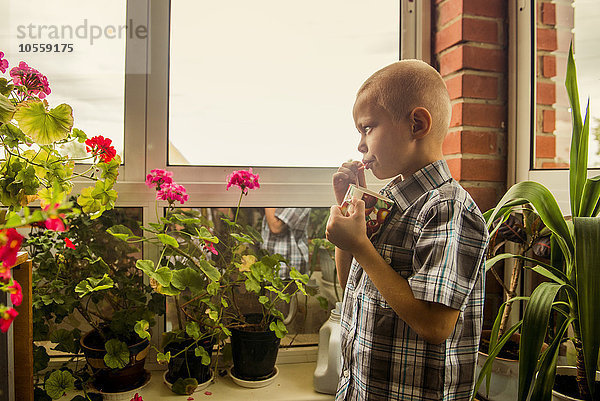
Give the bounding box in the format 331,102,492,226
513,0,600,213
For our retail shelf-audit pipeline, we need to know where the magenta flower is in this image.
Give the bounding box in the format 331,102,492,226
0,229,23,269
65,238,76,249
203,240,218,256
145,169,174,190
0,307,18,333
157,182,189,205
226,168,260,195
9,61,51,99
130,393,143,401
8,280,22,307
0,52,8,73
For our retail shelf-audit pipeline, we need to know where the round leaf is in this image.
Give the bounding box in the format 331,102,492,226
14,101,73,145
44,370,75,400
103,339,130,369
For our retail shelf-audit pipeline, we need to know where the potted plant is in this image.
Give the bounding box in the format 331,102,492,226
113,169,226,395
29,208,164,399
476,207,551,401
474,45,600,401
0,51,120,334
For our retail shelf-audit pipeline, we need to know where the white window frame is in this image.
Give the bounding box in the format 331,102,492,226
512,0,600,215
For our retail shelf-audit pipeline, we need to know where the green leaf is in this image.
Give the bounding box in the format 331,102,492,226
186,321,201,339
574,217,600,398
107,224,135,241
134,320,151,341
74,274,114,298
580,175,600,217
157,233,179,248
104,339,130,369
0,78,14,97
172,377,198,395
230,232,254,244
157,351,171,364
136,259,155,275
99,156,120,182
14,101,73,145
72,127,87,143
245,277,261,293
171,267,205,291
49,328,78,354
199,259,221,281
258,295,269,305
0,93,16,123
153,266,173,287
566,44,583,217
208,310,218,321
518,282,563,401
269,319,287,339
195,346,211,365
44,370,76,400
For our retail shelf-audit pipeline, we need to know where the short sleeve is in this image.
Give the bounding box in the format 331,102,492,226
274,208,310,231
408,199,487,311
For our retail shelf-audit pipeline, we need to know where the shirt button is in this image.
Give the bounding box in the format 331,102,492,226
343,369,350,378
385,257,392,264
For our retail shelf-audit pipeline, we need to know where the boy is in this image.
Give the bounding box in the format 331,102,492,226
326,60,488,400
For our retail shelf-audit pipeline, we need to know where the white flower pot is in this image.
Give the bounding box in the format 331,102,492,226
475,350,518,401
552,365,600,401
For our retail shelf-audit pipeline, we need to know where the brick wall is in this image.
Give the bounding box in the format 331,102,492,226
433,0,508,213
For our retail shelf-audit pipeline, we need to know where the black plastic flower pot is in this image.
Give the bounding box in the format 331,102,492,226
80,330,150,393
230,314,281,381
164,337,214,386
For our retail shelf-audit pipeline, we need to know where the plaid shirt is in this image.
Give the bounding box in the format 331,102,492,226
261,207,311,278
336,160,488,401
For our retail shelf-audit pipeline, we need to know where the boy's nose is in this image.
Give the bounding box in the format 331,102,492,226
357,136,367,154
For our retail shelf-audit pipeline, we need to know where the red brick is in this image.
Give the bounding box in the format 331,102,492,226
462,131,498,154
447,157,506,181
462,0,506,19
537,82,556,105
541,2,556,26
445,75,463,100
463,186,501,212
436,18,499,53
444,74,497,100
451,102,506,128
537,28,558,51
541,162,570,168
443,131,462,155
542,109,556,133
536,135,556,158
439,45,506,76
542,55,556,77
438,0,463,26
436,19,463,53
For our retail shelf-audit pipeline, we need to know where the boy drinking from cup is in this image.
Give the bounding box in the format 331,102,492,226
326,60,489,400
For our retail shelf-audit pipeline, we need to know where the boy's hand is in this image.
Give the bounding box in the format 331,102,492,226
333,161,366,205
326,198,369,252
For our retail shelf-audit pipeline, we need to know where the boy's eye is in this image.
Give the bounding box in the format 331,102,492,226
364,126,372,134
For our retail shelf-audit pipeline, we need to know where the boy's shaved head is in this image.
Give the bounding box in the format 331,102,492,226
357,59,452,141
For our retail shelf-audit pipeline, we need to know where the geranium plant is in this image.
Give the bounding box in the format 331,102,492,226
474,45,600,400
0,52,121,332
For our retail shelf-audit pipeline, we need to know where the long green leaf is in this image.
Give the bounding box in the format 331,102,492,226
472,321,522,400
529,317,575,401
566,43,584,217
486,252,569,284
574,217,600,399
486,181,573,261
579,176,600,218
518,282,563,401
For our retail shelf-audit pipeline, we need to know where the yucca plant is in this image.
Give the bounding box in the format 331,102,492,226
474,44,600,400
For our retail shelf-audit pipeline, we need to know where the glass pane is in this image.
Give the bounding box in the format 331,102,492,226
168,0,399,167
164,207,338,345
534,0,600,168
1,0,127,160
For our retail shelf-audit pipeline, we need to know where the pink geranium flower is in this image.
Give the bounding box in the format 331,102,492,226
130,393,143,401
145,169,173,189
0,228,23,269
9,61,51,99
156,182,189,205
226,168,260,195
203,240,218,256
8,280,22,306
85,135,117,163
0,307,18,333
42,203,66,232
0,52,8,73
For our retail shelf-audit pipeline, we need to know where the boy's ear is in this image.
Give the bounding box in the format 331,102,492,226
409,107,432,139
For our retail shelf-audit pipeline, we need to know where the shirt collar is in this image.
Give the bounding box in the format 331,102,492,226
381,159,453,213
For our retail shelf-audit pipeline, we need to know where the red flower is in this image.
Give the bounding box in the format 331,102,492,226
203,240,218,256
226,168,260,195
0,307,18,333
42,203,66,232
65,238,76,249
0,229,23,269
9,61,51,99
85,135,117,163
130,393,143,401
8,280,22,306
